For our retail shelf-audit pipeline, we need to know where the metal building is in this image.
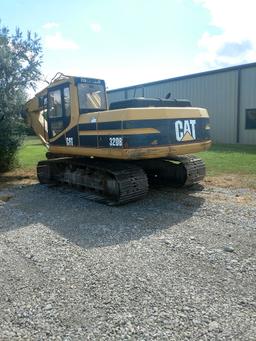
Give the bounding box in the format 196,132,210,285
108,63,256,145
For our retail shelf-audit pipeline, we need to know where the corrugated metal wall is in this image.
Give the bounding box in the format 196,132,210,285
107,90,126,103
143,72,238,144
240,67,256,144
108,65,256,144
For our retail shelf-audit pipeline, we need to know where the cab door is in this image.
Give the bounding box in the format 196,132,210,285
47,85,71,140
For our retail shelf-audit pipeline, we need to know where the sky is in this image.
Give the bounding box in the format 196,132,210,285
1,0,256,94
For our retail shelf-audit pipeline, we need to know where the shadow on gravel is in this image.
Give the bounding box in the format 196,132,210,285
0,183,205,248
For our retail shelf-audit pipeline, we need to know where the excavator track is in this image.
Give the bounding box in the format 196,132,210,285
172,155,205,186
37,158,148,205
37,155,204,205
137,155,205,188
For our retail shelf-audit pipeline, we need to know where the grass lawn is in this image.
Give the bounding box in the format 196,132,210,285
14,136,256,188
17,136,47,169
198,144,256,176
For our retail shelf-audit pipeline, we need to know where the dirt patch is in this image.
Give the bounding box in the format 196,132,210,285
0,168,37,189
198,189,255,206
0,193,14,202
204,174,256,190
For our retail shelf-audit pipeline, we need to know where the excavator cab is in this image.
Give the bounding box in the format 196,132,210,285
46,77,107,139
27,75,108,144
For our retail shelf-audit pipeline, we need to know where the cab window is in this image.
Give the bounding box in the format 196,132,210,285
64,87,71,117
48,89,62,118
78,83,107,111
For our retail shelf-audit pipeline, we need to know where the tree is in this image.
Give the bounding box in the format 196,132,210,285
0,22,42,172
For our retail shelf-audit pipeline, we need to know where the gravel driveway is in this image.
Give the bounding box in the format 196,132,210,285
0,182,255,340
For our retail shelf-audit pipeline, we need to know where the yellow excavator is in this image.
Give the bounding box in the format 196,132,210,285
24,73,211,204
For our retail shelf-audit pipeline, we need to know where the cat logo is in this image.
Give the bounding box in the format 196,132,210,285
175,119,196,142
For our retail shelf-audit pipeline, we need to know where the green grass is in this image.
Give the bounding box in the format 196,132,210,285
18,136,46,168
18,137,256,178
198,144,256,176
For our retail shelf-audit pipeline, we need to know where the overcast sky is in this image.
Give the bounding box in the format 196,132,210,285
1,0,256,93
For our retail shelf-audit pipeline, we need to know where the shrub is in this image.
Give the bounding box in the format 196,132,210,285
0,22,42,171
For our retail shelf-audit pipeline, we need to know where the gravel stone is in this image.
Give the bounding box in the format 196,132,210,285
45,304,53,310
0,183,255,340
208,321,219,331
223,245,235,252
